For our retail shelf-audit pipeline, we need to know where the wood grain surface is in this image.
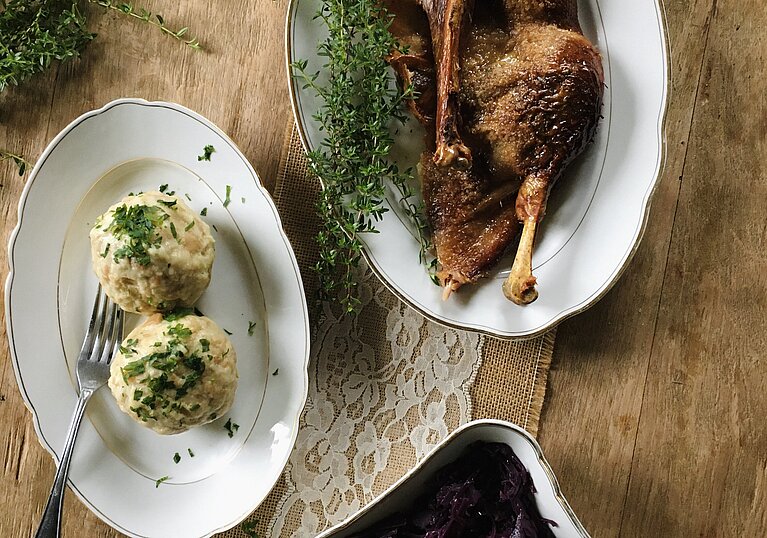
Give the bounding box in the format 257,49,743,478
0,0,764,537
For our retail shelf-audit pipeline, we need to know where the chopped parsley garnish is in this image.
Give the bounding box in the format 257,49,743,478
211,224,218,232
185,221,195,231
168,323,192,338
247,321,256,336
173,452,181,464
159,199,177,209
187,448,195,458
198,144,215,161
121,359,146,381
100,243,110,258
163,308,196,321
224,418,239,438
223,328,233,336
122,321,211,421
151,355,178,372
159,184,175,195
241,197,246,204
107,204,168,266
155,476,170,488
170,222,178,241
131,405,152,422
199,338,210,352
223,185,232,208
272,369,279,376
119,339,138,356
185,193,192,201
200,207,208,216
147,372,173,394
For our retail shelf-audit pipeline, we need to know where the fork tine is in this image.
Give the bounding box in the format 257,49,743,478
87,288,111,363
98,301,123,364
78,285,107,361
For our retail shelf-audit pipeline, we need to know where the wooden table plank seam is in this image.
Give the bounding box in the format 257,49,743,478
615,2,719,535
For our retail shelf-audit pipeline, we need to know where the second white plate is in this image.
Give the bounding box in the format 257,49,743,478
6,99,310,537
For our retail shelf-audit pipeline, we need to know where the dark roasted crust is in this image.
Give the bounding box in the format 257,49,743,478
420,152,520,284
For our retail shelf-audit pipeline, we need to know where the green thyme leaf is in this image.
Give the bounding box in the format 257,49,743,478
0,150,31,176
173,452,181,464
90,0,202,49
155,475,170,488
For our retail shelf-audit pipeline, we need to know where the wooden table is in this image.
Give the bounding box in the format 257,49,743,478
1,1,764,536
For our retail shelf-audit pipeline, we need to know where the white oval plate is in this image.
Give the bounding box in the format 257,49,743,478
287,0,669,338
5,99,310,537
318,419,589,538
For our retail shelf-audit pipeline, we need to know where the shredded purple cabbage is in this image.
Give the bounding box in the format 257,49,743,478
350,442,555,538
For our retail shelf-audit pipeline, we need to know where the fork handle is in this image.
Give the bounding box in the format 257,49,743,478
35,388,94,538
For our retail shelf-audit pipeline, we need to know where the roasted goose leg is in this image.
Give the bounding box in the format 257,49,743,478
386,0,521,295
420,0,474,169
461,0,604,304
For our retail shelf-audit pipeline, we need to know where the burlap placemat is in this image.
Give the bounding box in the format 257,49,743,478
217,125,555,538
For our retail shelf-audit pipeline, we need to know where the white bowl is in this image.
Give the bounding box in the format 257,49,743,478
317,420,589,538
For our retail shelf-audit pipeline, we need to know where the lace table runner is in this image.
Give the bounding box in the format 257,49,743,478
218,127,555,537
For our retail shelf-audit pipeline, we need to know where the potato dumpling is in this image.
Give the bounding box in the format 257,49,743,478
108,313,237,435
90,191,214,314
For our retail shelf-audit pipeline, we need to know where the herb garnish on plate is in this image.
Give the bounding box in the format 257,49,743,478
292,0,434,313
106,203,168,266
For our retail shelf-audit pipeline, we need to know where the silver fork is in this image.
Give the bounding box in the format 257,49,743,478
35,285,124,538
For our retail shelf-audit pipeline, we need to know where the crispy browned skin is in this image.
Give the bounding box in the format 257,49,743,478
462,0,604,226
421,152,521,290
386,0,603,301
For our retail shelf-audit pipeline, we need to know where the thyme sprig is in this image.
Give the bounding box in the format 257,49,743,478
0,0,94,93
0,150,32,176
293,0,434,314
89,0,201,49
0,0,201,94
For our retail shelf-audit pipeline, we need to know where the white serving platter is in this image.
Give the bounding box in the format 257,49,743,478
287,0,670,338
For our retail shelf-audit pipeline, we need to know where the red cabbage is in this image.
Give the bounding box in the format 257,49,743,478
350,442,555,538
